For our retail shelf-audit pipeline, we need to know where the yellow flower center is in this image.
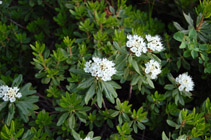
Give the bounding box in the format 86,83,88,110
7,89,17,98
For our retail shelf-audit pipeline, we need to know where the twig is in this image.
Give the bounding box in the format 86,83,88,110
43,0,54,9
49,111,60,114
102,98,107,109
142,129,145,140
196,15,204,31
8,18,26,30
91,98,100,110
129,84,133,100
100,124,107,138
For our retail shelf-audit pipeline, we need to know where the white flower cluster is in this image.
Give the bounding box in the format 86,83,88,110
176,73,194,92
0,85,22,102
145,35,163,52
0,1,2,4
126,34,147,57
81,137,92,140
84,57,116,81
145,59,161,79
126,34,163,57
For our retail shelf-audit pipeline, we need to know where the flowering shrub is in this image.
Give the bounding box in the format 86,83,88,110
0,0,211,140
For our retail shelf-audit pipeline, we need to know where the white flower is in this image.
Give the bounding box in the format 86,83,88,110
0,85,9,98
176,73,194,92
145,34,163,52
145,60,161,79
0,85,22,102
16,92,22,98
126,34,147,57
0,1,2,5
81,137,92,140
84,57,116,81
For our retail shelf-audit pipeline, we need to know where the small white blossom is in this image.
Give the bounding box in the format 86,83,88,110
0,85,22,102
126,34,147,57
176,73,194,92
0,85,9,98
84,57,116,81
145,34,163,52
81,137,92,140
145,60,161,79
0,1,2,5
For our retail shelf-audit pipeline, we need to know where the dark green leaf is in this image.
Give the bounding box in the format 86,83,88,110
96,88,103,108
164,84,175,90
131,60,141,74
77,77,94,89
12,75,23,87
85,83,96,104
57,112,69,126
6,104,15,126
0,102,8,111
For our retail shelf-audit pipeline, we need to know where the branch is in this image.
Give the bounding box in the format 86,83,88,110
8,18,26,30
129,84,133,100
196,15,204,31
102,98,107,109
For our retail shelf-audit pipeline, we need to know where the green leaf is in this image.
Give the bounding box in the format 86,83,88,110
16,101,30,115
178,95,184,105
131,76,140,86
173,32,185,42
191,50,198,59
177,58,181,69
183,12,193,26
107,81,121,89
164,84,175,90
20,83,36,96
109,6,115,14
183,50,191,58
11,120,15,133
199,44,208,50
133,123,138,133
104,82,117,98
182,59,190,70
15,128,24,138
0,101,8,111
146,77,154,88
167,120,177,127
173,22,184,31
111,111,119,117
179,41,186,49
6,104,15,126
204,63,211,73
57,112,69,126
78,77,94,89
85,83,96,104
137,122,145,130
68,115,75,129
162,132,169,140
131,60,141,74
71,129,81,140
96,88,103,108
102,82,115,103
189,28,197,39
12,74,23,87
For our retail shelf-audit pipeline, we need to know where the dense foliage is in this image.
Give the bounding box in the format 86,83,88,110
0,0,211,140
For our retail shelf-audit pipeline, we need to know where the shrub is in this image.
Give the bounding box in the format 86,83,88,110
0,0,210,140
